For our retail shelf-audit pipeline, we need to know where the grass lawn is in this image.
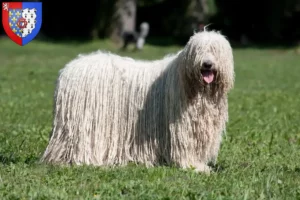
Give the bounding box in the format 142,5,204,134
0,37,300,200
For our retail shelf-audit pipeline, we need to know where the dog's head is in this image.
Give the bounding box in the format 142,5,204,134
181,29,235,95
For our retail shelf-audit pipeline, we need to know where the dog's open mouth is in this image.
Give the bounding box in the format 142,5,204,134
201,70,216,84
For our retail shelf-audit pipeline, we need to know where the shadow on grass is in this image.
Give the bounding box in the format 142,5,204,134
34,35,93,46
1,29,299,50
0,153,21,165
226,39,299,50
34,35,180,48
0,35,88,46
3,32,297,50
0,153,39,165
36,36,299,51
208,162,227,173
145,37,182,47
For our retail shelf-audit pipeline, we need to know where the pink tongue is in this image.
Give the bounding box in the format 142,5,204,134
202,71,214,84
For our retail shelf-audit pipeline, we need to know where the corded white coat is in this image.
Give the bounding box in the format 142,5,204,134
41,30,235,173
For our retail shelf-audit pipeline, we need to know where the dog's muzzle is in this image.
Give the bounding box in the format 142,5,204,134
201,60,216,84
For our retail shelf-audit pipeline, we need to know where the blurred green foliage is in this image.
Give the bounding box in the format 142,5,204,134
0,0,299,45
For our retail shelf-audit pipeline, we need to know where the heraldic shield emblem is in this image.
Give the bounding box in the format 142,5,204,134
2,2,42,46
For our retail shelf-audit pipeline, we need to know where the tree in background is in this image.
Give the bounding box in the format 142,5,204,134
91,0,116,39
110,0,137,43
1,0,299,45
136,0,211,43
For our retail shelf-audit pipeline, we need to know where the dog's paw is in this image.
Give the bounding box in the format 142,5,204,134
193,163,211,174
182,163,211,174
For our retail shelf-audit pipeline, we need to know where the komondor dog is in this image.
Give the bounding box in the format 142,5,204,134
41,30,235,173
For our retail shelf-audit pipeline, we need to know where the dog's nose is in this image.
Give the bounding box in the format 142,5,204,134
202,60,213,69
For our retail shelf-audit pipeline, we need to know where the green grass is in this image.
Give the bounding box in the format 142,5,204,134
0,37,300,200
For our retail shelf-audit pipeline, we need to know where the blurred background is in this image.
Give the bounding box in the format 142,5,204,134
1,0,300,47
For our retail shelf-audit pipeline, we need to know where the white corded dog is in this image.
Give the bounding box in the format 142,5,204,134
41,29,235,174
